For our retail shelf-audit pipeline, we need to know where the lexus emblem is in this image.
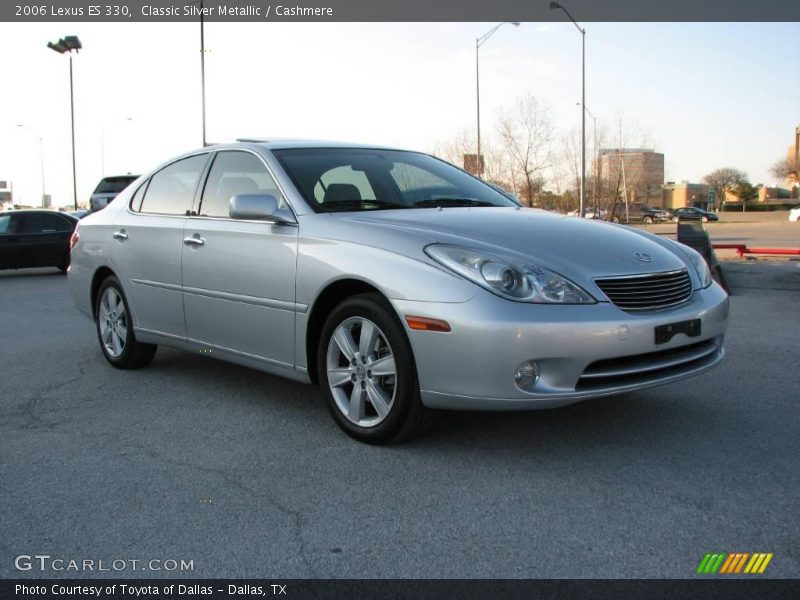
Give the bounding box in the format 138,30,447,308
633,252,653,262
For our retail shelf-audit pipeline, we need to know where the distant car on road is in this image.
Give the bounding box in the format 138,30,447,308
789,207,800,222
673,207,719,223
611,203,673,224
69,209,91,219
90,175,139,212
0,210,78,272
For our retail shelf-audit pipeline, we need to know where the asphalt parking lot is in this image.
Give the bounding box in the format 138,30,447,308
1,260,798,579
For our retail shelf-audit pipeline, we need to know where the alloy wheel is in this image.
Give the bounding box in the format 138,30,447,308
99,287,128,358
326,317,397,428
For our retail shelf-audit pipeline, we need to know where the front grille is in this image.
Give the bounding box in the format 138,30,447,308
576,337,722,391
595,269,692,312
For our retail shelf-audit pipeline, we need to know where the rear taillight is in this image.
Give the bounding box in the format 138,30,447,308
69,227,80,252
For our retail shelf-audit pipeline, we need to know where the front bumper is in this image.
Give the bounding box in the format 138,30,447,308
393,282,729,410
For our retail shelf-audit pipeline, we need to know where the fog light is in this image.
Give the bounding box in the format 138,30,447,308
514,361,540,389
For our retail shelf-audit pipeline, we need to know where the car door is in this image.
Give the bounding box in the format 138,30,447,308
181,150,299,367
15,212,74,268
111,153,210,340
0,213,21,268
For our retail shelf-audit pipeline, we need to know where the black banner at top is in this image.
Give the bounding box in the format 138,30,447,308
3,0,800,22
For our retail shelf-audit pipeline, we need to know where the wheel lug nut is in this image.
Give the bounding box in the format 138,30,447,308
351,373,357,382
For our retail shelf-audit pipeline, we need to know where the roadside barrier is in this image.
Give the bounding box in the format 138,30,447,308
712,244,800,259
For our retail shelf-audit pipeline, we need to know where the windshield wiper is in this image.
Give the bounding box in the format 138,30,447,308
413,198,496,208
321,199,406,212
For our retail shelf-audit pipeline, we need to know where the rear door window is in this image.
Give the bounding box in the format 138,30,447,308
140,154,209,216
18,213,72,233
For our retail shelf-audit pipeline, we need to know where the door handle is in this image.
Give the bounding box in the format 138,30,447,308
183,236,205,246
113,230,128,240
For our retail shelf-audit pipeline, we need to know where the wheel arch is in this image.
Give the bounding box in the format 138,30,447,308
90,266,117,321
305,278,400,385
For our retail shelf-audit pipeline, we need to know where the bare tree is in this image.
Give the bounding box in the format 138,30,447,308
703,167,748,210
431,127,509,187
496,94,554,207
769,156,800,185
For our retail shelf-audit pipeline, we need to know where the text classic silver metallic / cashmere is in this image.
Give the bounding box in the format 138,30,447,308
68,140,729,443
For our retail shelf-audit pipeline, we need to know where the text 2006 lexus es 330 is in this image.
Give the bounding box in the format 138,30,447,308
68,140,729,443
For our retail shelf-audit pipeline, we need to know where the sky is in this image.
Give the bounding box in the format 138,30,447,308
0,21,797,207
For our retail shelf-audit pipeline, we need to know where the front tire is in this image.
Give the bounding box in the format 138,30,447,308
95,276,157,369
317,293,429,444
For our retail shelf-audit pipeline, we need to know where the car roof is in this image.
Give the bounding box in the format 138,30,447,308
231,138,411,152
2,209,77,219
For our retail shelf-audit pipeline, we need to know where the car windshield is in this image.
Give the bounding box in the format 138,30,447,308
273,148,517,213
93,176,138,194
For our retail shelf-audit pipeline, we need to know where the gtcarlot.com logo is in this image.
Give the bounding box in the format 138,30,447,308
696,552,773,575
14,555,195,572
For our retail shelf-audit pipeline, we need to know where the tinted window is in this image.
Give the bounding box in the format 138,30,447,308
18,213,72,233
93,176,139,195
140,154,209,216
274,148,516,212
0,214,12,233
200,151,284,218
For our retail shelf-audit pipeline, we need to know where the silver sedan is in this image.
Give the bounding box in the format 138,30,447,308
68,140,729,443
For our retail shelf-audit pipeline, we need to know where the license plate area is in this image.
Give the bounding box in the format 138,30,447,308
655,318,701,345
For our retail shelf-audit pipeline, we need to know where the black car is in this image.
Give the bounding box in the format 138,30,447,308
672,207,719,222
611,202,674,224
0,210,78,272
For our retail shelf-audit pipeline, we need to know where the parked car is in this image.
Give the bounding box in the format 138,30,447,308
672,207,719,223
611,203,673,224
68,140,729,443
69,209,91,219
89,175,140,212
789,207,800,222
585,208,608,220
0,210,78,271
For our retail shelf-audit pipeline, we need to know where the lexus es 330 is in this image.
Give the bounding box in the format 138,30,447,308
68,140,729,443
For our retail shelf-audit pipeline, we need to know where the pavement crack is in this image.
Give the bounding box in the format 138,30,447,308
125,446,319,577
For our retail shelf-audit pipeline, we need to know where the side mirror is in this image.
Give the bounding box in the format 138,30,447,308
229,194,281,221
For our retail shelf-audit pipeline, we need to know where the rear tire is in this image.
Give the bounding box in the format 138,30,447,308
317,293,429,444
643,216,654,224
95,276,157,369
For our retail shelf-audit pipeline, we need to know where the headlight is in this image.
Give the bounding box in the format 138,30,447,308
424,244,595,304
668,241,712,289
686,247,713,288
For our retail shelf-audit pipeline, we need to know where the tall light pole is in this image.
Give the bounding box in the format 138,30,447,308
16,124,46,207
550,2,586,218
48,35,82,211
577,102,598,213
476,22,520,177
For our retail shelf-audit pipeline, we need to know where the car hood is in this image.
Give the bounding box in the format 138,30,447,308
342,207,688,280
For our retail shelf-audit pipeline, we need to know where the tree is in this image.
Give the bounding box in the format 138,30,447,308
497,94,554,207
733,181,757,203
702,167,747,210
769,156,800,185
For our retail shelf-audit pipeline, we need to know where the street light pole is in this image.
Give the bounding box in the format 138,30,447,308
550,2,586,218
577,103,598,213
476,22,520,177
48,35,82,211
16,124,46,207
